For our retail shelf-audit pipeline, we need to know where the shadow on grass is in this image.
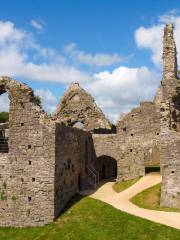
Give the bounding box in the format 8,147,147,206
79,177,116,196
61,194,85,214
62,178,116,212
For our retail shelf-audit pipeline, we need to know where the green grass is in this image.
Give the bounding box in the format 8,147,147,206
0,195,180,240
131,183,180,212
113,177,140,193
0,112,9,123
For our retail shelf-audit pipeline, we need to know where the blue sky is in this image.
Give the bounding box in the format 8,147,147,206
0,0,180,121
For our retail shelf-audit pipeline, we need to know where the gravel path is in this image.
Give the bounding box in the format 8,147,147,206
88,173,180,229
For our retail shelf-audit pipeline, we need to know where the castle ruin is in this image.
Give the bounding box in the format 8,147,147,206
0,23,179,227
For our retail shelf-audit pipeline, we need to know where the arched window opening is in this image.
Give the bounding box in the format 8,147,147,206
72,122,84,129
0,92,9,153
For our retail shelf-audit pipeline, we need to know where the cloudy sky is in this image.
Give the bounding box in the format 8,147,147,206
0,0,180,122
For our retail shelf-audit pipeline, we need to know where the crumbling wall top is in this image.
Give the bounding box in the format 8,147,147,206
54,82,113,132
0,76,33,96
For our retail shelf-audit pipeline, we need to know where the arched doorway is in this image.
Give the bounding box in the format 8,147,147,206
96,155,117,180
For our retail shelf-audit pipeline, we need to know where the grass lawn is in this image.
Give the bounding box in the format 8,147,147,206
0,195,180,240
113,177,140,193
131,183,180,212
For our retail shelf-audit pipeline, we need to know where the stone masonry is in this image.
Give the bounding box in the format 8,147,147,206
55,24,180,209
56,84,160,182
0,23,180,228
54,82,113,132
89,100,160,181
0,77,97,226
160,24,180,208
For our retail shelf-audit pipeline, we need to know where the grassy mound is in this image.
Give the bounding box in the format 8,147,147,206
0,195,179,240
131,183,180,212
113,177,140,193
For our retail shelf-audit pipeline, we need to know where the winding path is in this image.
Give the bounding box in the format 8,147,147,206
86,173,180,229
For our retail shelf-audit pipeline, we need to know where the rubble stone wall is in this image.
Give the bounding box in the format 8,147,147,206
160,24,180,208
0,77,56,226
54,83,112,132
92,133,145,182
160,129,180,208
117,101,160,168
0,77,96,227
54,124,96,218
92,101,160,182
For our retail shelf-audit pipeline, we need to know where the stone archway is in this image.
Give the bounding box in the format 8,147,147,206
72,121,85,129
96,155,117,180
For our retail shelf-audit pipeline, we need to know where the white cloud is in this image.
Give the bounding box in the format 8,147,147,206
64,43,129,67
0,93,9,112
135,10,180,67
0,21,25,45
0,19,164,122
75,52,124,67
0,20,128,84
30,20,44,31
34,88,58,113
84,66,160,122
64,42,76,52
135,24,164,66
158,9,180,23
0,54,91,83
0,20,90,83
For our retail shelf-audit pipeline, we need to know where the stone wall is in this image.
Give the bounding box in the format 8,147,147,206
160,130,180,208
93,101,160,182
54,124,96,218
0,77,96,227
117,101,160,167
160,24,180,208
0,153,10,208
0,77,56,226
56,82,161,183
92,134,120,180
92,133,145,182
54,83,113,132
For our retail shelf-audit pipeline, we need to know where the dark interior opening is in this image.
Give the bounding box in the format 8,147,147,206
96,155,117,180
93,124,117,134
145,166,160,174
78,175,82,191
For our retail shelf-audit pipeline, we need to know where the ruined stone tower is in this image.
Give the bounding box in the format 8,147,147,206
160,23,180,208
162,24,177,82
